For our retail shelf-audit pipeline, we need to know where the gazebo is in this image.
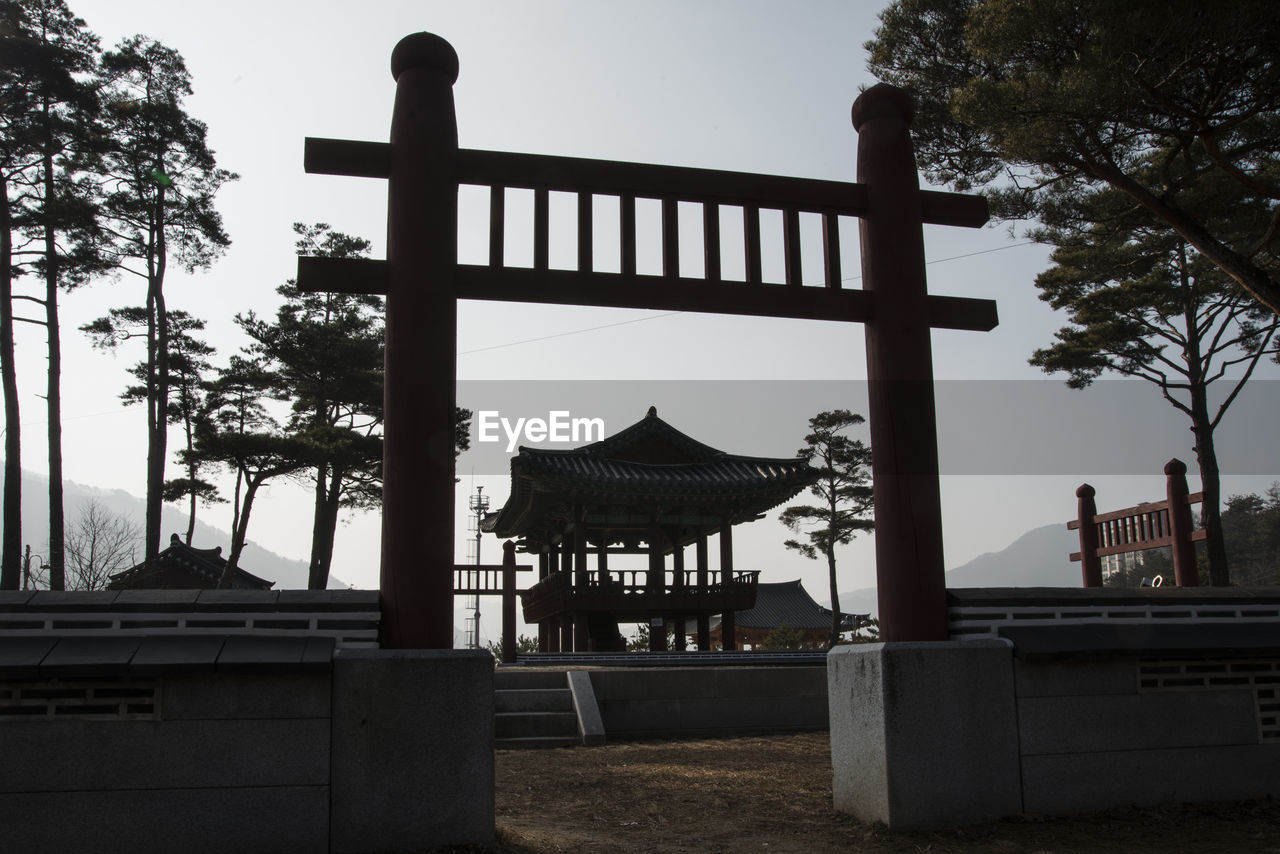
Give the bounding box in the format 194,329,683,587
484,407,819,652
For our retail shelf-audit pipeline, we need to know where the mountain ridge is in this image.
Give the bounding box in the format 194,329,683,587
5,470,344,590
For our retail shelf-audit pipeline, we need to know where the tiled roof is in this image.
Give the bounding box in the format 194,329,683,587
487,408,820,538
109,534,274,591
513,450,816,496
728,579,865,630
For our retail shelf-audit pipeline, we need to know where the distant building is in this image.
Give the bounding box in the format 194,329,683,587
699,579,870,649
108,534,274,591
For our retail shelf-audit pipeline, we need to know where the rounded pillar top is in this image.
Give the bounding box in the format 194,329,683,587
851,82,915,131
391,32,459,83
1076,483,1095,499
1164,458,1187,476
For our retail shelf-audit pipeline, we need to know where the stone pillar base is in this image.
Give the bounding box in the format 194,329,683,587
828,641,1021,830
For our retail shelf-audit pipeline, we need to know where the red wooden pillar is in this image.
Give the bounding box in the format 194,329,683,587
382,34,460,649
720,521,736,651
671,541,687,650
649,617,668,653
501,541,517,664
537,554,549,653
1166,458,1198,587
647,514,664,593
573,506,588,650
1076,484,1103,588
853,84,948,643
695,534,710,650
547,616,560,653
560,616,573,654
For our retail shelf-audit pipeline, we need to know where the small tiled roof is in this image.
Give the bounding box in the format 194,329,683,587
109,534,274,591
486,407,820,539
724,579,865,631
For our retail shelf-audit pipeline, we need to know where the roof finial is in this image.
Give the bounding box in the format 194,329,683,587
646,405,657,418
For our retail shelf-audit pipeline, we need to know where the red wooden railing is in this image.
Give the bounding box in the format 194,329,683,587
1069,459,1207,587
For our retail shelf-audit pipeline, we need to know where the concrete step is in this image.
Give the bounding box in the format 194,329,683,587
495,711,578,740
494,669,570,691
495,735,581,750
495,688,572,713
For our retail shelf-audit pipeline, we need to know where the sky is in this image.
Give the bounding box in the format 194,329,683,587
10,1,1279,644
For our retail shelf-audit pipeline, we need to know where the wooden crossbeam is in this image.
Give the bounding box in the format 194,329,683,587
298,256,998,331
305,138,990,228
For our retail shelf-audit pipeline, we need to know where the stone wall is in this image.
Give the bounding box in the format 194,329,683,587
829,587,1280,830
0,591,494,854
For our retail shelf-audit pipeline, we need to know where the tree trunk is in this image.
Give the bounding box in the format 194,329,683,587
218,471,259,589
827,481,841,648
42,147,64,590
307,463,343,590
144,186,169,561
827,547,841,648
1189,385,1229,586
1177,244,1229,586
0,180,20,590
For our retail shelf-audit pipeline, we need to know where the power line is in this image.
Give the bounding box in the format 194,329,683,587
458,240,1038,356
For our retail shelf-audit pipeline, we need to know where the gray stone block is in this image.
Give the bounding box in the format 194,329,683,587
0,717,329,792
1014,658,1138,698
112,589,202,611
130,635,226,675
278,588,381,610
0,785,328,854
568,670,605,745
330,649,494,851
27,590,119,610
1018,689,1259,755
163,672,331,720
0,590,37,610
1022,744,1280,814
194,589,280,610
216,635,311,672
828,641,1023,830
39,636,141,678
0,636,56,678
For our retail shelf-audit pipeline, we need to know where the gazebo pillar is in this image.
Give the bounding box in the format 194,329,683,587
573,508,588,650
537,551,550,652
547,614,560,653
646,515,663,593
560,616,573,654
696,534,710,650
558,532,574,651
596,537,609,582
720,520,736,651
671,541,687,651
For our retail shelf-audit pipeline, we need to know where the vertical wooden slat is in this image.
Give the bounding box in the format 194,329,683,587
534,187,549,270
621,194,637,277
662,197,679,278
744,205,762,284
822,212,841,288
577,192,592,273
703,203,721,282
489,185,504,267
783,208,802,286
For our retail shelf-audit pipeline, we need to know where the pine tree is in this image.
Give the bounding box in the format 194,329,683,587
95,35,235,563
1030,186,1279,586
780,410,874,648
0,0,104,589
866,0,1280,315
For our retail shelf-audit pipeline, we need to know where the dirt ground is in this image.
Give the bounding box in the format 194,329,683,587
477,732,1280,853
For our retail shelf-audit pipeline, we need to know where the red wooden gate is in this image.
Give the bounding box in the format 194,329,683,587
299,33,998,648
